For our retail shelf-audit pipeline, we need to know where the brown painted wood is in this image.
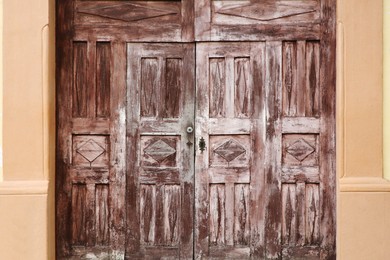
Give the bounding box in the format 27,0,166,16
195,42,266,259
195,0,322,41
73,0,194,42
57,0,336,259
126,43,195,259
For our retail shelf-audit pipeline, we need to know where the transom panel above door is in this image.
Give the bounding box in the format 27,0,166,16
195,0,322,41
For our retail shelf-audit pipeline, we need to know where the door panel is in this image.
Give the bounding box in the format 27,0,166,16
56,39,127,258
73,0,194,42
195,0,321,41
195,42,266,258
263,40,333,259
126,44,195,259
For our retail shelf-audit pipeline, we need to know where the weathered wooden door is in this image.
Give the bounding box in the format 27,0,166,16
56,0,336,259
195,43,266,258
126,44,195,259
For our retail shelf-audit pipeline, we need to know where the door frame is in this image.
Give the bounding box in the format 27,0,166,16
55,0,336,258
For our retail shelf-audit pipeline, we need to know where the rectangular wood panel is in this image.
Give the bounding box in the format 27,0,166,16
71,184,87,245
163,58,182,118
155,184,165,245
196,42,265,259
282,41,320,117
163,185,181,245
209,184,225,246
305,41,320,117
72,41,113,119
96,184,109,246
281,183,320,247
127,43,194,258
75,1,181,26
96,42,111,118
234,57,252,118
139,56,186,119
305,184,320,245
73,42,88,118
209,58,226,118
195,0,321,41
72,0,194,42
140,184,156,245
234,184,250,246
141,58,159,117
282,184,296,246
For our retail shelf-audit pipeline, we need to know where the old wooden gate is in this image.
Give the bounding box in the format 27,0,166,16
56,0,336,259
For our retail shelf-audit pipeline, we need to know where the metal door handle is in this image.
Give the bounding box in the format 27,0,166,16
186,126,193,134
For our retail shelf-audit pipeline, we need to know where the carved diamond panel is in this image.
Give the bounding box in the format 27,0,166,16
144,140,176,163
214,139,246,162
77,139,105,162
282,134,318,166
212,0,320,25
77,3,178,23
141,136,179,167
210,135,250,167
286,138,315,162
73,135,109,167
216,1,317,22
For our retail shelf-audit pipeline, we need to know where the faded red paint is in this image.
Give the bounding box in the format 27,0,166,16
56,0,336,259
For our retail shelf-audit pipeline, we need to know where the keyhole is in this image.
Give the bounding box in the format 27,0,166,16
199,137,206,153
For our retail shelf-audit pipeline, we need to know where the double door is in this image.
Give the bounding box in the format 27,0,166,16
127,42,265,259
56,1,336,259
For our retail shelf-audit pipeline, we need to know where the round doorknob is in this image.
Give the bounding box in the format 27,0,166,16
186,126,194,134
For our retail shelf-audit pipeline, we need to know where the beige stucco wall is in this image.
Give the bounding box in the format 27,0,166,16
384,0,390,179
337,0,390,258
0,0,389,259
0,0,55,259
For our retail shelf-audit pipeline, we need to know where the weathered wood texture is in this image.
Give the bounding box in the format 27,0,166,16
57,39,128,259
57,0,336,259
264,37,335,259
56,0,128,257
126,44,195,259
195,0,322,41
195,42,265,259
73,0,194,42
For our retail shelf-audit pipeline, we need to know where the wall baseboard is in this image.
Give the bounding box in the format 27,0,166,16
340,177,390,192
0,180,49,195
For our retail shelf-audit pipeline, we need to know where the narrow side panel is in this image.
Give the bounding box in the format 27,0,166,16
73,42,88,118
209,58,226,118
140,184,156,245
164,185,181,245
209,184,226,246
96,42,111,118
96,184,109,246
141,58,159,118
234,57,252,118
71,184,87,245
234,184,250,245
162,58,183,118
